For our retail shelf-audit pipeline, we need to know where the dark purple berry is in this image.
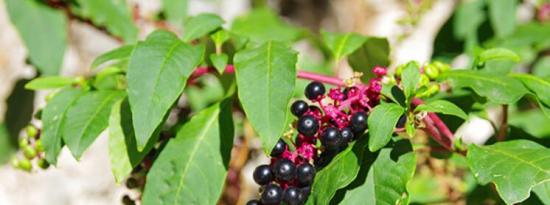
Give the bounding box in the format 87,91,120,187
321,127,342,150
297,115,319,137
283,186,302,205
253,165,273,185
261,184,283,205
270,139,286,157
273,159,296,181
300,186,311,201
297,163,315,186
291,100,309,117
305,81,325,100
246,199,262,205
350,111,368,134
341,127,354,143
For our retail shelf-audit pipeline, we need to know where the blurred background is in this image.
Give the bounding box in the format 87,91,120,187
0,0,548,204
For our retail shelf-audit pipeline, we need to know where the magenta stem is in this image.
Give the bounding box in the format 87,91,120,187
412,98,454,150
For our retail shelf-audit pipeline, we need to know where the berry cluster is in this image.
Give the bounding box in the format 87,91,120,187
394,61,448,98
11,125,49,172
247,67,386,205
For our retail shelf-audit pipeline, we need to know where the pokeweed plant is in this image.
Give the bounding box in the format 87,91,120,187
4,0,550,205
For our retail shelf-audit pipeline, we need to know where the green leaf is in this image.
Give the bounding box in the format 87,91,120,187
127,30,204,150
91,45,134,69
162,0,188,26
0,123,15,164
209,53,228,74
511,74,550,107
142,99,234,205
321,31,366,62
62,91,125,159
348,37,390,80
533,182,550,204
340,141,416,204
41,89,83,164
210,30,230,47
108,99,156,183
24,76,79,90
182,14,224,42
479,48,520,63
306,137,368,205
533,56,550,78
467,140,550,204
415,100,468,120
368,103,405,152
72,0,138,42
453,0,485,40
231,8,302,43
401,62,421,101
487,0,516,38
234,41,297,154
441,70,528,104
6,0,67,75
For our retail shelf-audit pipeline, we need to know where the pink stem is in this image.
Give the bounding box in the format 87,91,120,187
412,98,454,150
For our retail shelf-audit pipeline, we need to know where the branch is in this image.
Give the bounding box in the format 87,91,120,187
496,105,508,141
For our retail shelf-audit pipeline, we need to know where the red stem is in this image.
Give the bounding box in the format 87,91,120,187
191,65,455,151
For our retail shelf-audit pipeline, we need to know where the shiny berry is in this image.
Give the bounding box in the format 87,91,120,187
350,111,368,134
270,139,286,157
299,186,311,202
341,127,354,143
253,165,273,185
305,81,325,100
297,115,319,137
291,100,309,117
246,199,262,205
297,163,315,186
321,127,342,150
273,159,296,181
283,186,302,205
261,184,283,205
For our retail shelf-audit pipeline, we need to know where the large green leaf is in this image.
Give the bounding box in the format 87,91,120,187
534,181,550,204
5,0,67,75
340,141,416,204
42,88,84,164
234,42,297,154
231,8,302,43
306,137,368,205
91,45,134,69
401,62,421,101
368,103,405,152
478,48,520,63
127,30,204,150
142,99,234,205
512,74,550,106
487,0,516,38
62,91,125,159
72,0,138,42
108,99,156,183
441,70,528,104
415,100,468,120
162,0,188,26
321,31,366,62
348,37,390,80
467,140,550,204
182,14,224,42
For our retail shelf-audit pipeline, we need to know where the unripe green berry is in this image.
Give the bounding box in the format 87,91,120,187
425,64,440,79
25,125,38,139
19,138,29,148
38,159,50,169
35,139,44,152
23,146,37,159
419,74,430,87
426,84,440,96
433,61,450,72
18,158,32,172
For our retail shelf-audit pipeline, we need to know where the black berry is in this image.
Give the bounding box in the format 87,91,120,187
305,81,325,100
261,184,283,205
297,115,319,137
246,199,262,205
283,186,302,205
273,159,296,181
350,111,368,134
270,139,286,157
341,127,354,143
297,163,315,186
253,165,273,185
291,100,309,117
321,127,342,150
300,186,311,201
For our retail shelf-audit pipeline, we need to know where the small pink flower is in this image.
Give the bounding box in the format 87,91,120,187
328,88,345,101
297,143,317,160
538,3,550,22
372,66,387,76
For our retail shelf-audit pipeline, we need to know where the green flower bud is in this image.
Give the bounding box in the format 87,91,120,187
11,157,19,168
38,159,50,169
19,138,29,148
419,74,430,87
426,84,441,96
433,61,450,72
35,139,44,152
26,125,38,139
425,64,440,79
23,146,37,159
395,64,406,77
18,158,32,172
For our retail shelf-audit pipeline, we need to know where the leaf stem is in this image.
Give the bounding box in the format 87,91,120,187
412,98,454,151
496,105,508,141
